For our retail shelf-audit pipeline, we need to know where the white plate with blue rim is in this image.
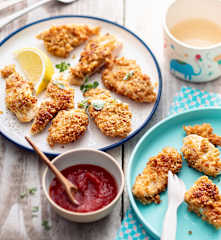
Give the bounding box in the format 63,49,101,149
0,15,162,156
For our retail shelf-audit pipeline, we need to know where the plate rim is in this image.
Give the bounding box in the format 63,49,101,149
127,107,221,240
0,15,162,156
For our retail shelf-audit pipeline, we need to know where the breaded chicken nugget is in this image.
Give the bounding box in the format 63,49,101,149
185,176,221,229
83,88,132,138
132,147,182,204
184,123,221,146
46,77,74,109
36,24,100,58
69,33,122,86
47,109,89,147
31,75,74,135
102,57,156,103
181,134,221,177
1,65,37,122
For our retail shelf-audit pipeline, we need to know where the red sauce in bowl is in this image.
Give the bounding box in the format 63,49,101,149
49,164,118,213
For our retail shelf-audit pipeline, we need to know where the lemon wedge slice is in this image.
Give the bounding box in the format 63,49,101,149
14,47,54,95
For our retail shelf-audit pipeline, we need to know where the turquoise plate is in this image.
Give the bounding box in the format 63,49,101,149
127,107,221,240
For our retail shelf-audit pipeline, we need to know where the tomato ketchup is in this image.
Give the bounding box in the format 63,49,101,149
49,164,118,213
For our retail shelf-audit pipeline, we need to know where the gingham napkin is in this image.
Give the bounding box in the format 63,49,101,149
116,86,221,240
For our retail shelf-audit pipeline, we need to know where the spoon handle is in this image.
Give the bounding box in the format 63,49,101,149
0,0,51,30
25,136,77,191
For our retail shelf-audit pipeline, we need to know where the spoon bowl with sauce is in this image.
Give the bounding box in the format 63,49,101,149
42,148,124,223
25,136,79,206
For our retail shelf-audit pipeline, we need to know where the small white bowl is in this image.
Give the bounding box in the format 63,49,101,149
42,148,124,223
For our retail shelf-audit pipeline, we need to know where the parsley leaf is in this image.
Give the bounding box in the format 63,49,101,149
29,187,37,195
81,81,99,93
84,76,89,83
123,70,134,80
91,99,105,110
93,81,99,88
32,206,39,213
20,192,27,199
55,62,70,72
78,99,89,110
42,220,51,231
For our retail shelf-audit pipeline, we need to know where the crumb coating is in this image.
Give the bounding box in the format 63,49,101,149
31,75,74,135
1,65,37,122
102,57,156,103
69,33,122,85
181,134,221,177
37,24,100,58
184,123,221,146
185,176,221,229
84,88,132,138
48,109,89,147
132,147,182,204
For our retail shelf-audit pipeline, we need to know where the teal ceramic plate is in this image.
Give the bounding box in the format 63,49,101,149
127,107,221,240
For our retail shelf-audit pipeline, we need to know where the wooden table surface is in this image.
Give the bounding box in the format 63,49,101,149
1,0,221,239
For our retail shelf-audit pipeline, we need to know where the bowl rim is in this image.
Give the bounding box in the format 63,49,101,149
163,0,221,50
42,148,124,216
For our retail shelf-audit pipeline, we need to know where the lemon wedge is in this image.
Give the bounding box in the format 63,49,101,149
14,47,54,95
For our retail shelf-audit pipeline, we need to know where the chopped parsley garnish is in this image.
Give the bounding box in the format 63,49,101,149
91,99,105,110
80,77,99,93
55,62,70,72
29,187,37,195
42,220,51,231
20,193,27,199
32,206,39,213
53,80,66,89
78,99,89,110
123,70,134,80
84,76,89,83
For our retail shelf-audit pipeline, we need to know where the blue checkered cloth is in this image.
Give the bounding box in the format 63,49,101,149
116,86,221,240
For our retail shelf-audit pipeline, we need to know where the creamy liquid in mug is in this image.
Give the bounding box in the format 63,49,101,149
170,18,221,47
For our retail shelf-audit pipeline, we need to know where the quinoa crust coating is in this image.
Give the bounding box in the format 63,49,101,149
185,176,221,229
31,76,74,135
48,109,89,147
181,134,221,177
69,33,122,85
1,65,37,122
84,88,132,138
102,57,156,103
132,147,182,204
36,24,100,58
184,123,221,146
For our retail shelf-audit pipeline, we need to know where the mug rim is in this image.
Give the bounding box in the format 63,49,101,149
163,0,221,50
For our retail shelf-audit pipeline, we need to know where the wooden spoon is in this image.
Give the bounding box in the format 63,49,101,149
25,136,79,206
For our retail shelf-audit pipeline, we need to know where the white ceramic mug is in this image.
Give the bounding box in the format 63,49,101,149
164,0,221,82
